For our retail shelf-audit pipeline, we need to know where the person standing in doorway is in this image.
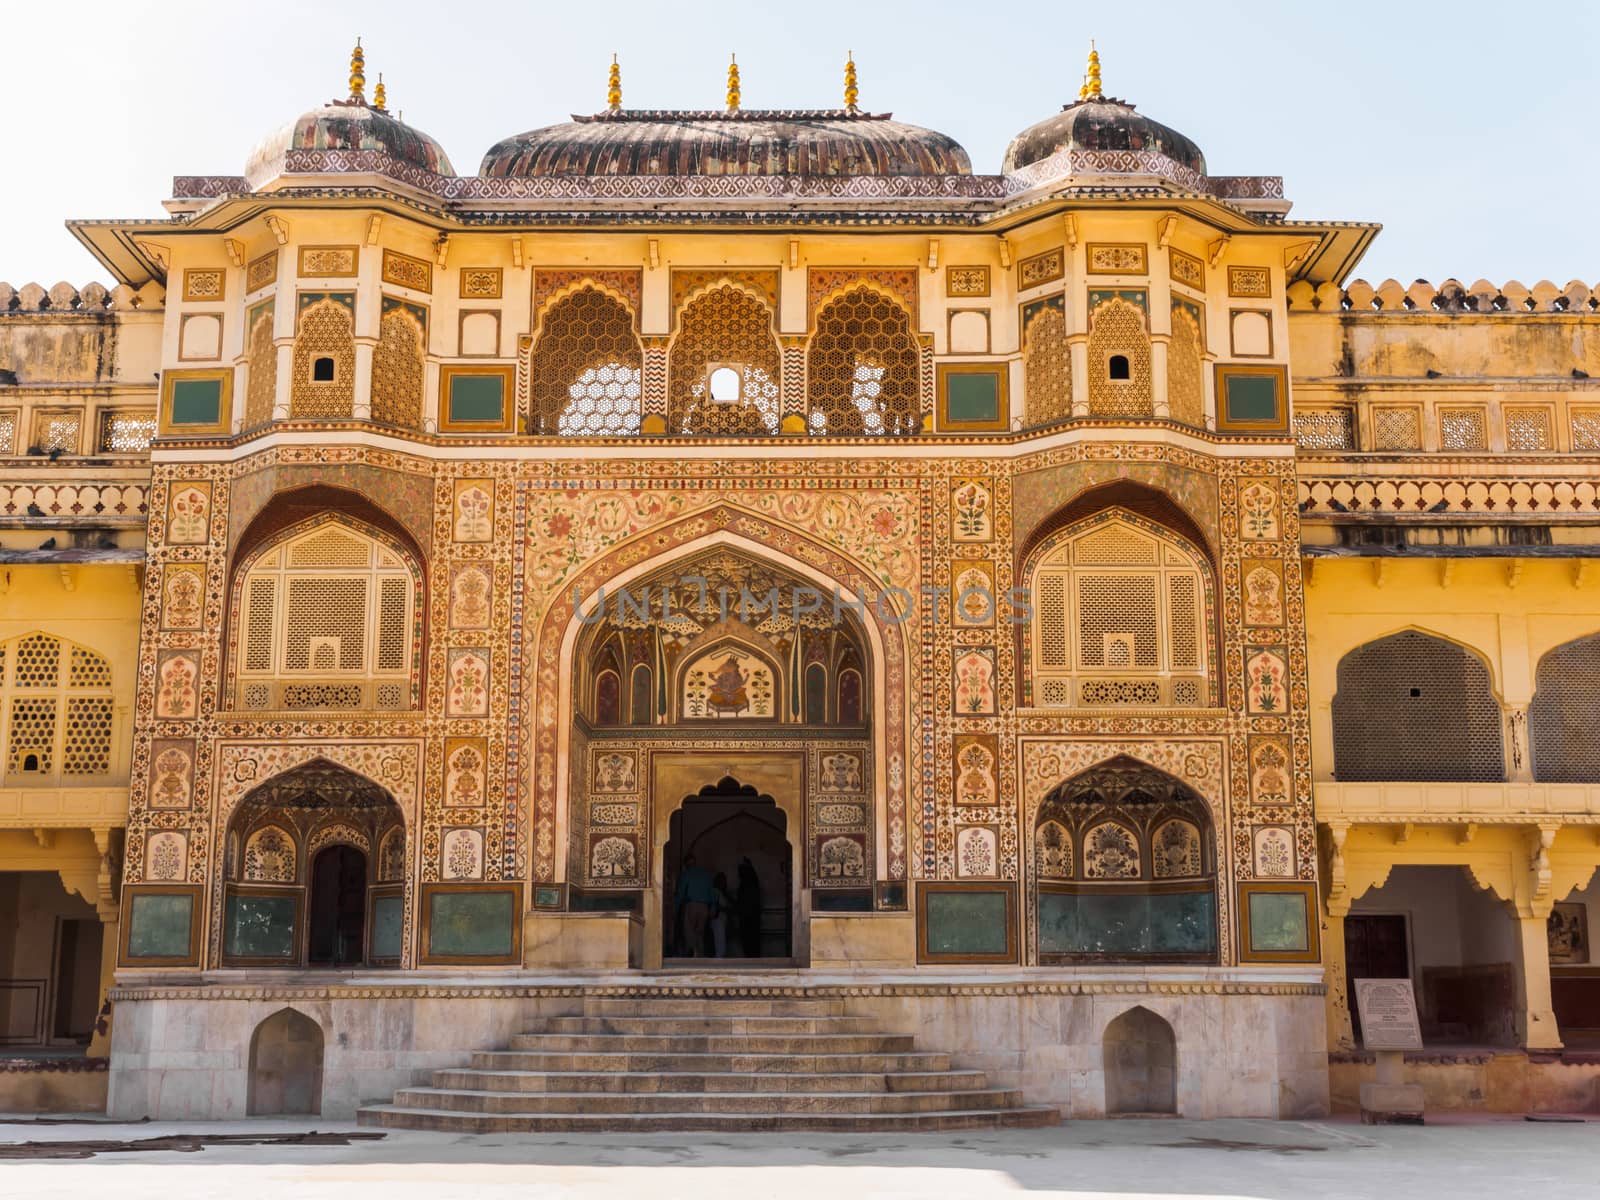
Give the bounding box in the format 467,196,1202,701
674,852,715,957
736,856,762,957
710,871,733,958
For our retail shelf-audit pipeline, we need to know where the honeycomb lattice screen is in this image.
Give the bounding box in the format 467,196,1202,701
290,299,356,418
1086,299,1153,417
807,286,919,436
0,634,114,781
1023,303,1071,428
668,285,781,436
1029,516,1208,708
1530,633,1600,781
1332,630,1504,782
530,288,643,435
235,523,414,710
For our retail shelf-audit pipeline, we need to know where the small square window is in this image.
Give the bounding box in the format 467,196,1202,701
160,370,233,435
1214,365,1287,434
439,366,515,433
937,364,1008,432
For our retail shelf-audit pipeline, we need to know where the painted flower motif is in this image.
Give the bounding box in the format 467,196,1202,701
544,513,572,539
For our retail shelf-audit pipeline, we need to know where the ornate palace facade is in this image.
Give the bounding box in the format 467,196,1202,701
0,45,1595,1123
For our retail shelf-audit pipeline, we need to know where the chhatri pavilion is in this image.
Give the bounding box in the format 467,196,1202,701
0,42,1597,1125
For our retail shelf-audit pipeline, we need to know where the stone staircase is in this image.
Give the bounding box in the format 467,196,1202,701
357,994,1059,1132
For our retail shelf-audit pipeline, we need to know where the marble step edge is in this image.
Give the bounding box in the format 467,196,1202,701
469,1051,954,1073
355,1105,1062,1132
504,1034,918,1052
389,1086,1026,1115
431,1068,989,1094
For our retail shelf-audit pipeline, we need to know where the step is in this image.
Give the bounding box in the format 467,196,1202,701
524,1015,881,1036
581,997,846,1017
505,1032,916,1054
470,1050,954,1074
430,1068,990,1095
357,1104,1061,1133
391,1086,1027,1116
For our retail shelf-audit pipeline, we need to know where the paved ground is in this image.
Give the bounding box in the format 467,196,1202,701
0,1114,1596,1199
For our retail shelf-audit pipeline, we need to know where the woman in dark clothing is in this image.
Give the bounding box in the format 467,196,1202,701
736,857,762,957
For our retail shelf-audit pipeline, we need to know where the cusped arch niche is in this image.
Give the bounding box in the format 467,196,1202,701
1032,755,1217,964
226,513,424,714
575,547,870,727
1021,506,1216,710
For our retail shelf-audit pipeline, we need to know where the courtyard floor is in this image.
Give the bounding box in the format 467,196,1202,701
0,1114,1596,1199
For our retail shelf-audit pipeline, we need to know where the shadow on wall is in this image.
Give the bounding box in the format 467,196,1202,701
1103,1005,1177,1115
248,1007,324,1115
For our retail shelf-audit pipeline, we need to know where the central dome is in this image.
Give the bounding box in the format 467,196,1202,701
479,110,971,179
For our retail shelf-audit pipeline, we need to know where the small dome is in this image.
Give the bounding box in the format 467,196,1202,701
245,101,455,187
1003,97,1205,177
479,110,970,179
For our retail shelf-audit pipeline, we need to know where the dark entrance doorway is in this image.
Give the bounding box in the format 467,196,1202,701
662,777,793,963
1345,913,1409,1043
307,845,367,966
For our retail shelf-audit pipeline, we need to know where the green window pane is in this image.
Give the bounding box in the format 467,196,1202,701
923,889,1008,956
1224,374,1280,423
946,373,999,423
370,893,404,960
1248,890,1310,953
427,888,515,957
224,892,298,960
170,379,223,426
126,892,193,959
449,375,506,424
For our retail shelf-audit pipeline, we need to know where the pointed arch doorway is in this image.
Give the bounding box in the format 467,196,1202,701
647,754,804,969
662,777,793,963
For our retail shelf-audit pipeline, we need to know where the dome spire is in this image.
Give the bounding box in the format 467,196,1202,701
1078,41,1102,101
349,38,366,104
844,51,858,111
607,54,622,112
726,54,740,112
373,73,387,112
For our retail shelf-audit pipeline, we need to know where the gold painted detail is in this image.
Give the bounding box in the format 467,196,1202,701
349,38,365,104
290,298,356,418
381,249,432,292
1023,299,1071,428
844,52,858,110
607,55,621,111
372,306,425,429
1079,43,1102,101
244,303,277,429
246,252,278,293
726,54,740,111
1167,303,1205,428
373,74,386,112
1087,298,1153,417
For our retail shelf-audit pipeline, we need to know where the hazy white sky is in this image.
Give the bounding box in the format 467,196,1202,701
3,0,1595,287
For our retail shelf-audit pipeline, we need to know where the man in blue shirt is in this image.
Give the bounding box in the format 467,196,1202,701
673,853,717,957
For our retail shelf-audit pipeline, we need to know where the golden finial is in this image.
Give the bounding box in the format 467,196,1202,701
373,73,387,111
844,51,858,110
1080,41,1102,101
726,53,740,112
607,54,622,111
349,38,366,104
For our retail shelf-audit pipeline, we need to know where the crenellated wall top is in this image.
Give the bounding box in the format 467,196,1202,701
0,281,165,314
1289,277,1600,315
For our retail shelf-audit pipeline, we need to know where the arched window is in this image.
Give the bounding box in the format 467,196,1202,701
529,287,643,435
1022,296,1071,428
804,662,828,723
1167,302,1205,428
244,302,277,430
629,663,653,726
0,633,114,784
1034,757,1217,963
1087,298,1153,417
1025,511,1211,708
668,284,781,436
290,296,355,418
807,286,919,436
1332,630,1503,781
371,301,425,429
594,669,621,725
230,518,419,712
1531,632,1600,781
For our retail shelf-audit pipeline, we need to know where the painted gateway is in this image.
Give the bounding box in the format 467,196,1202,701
1,44,1597,1123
